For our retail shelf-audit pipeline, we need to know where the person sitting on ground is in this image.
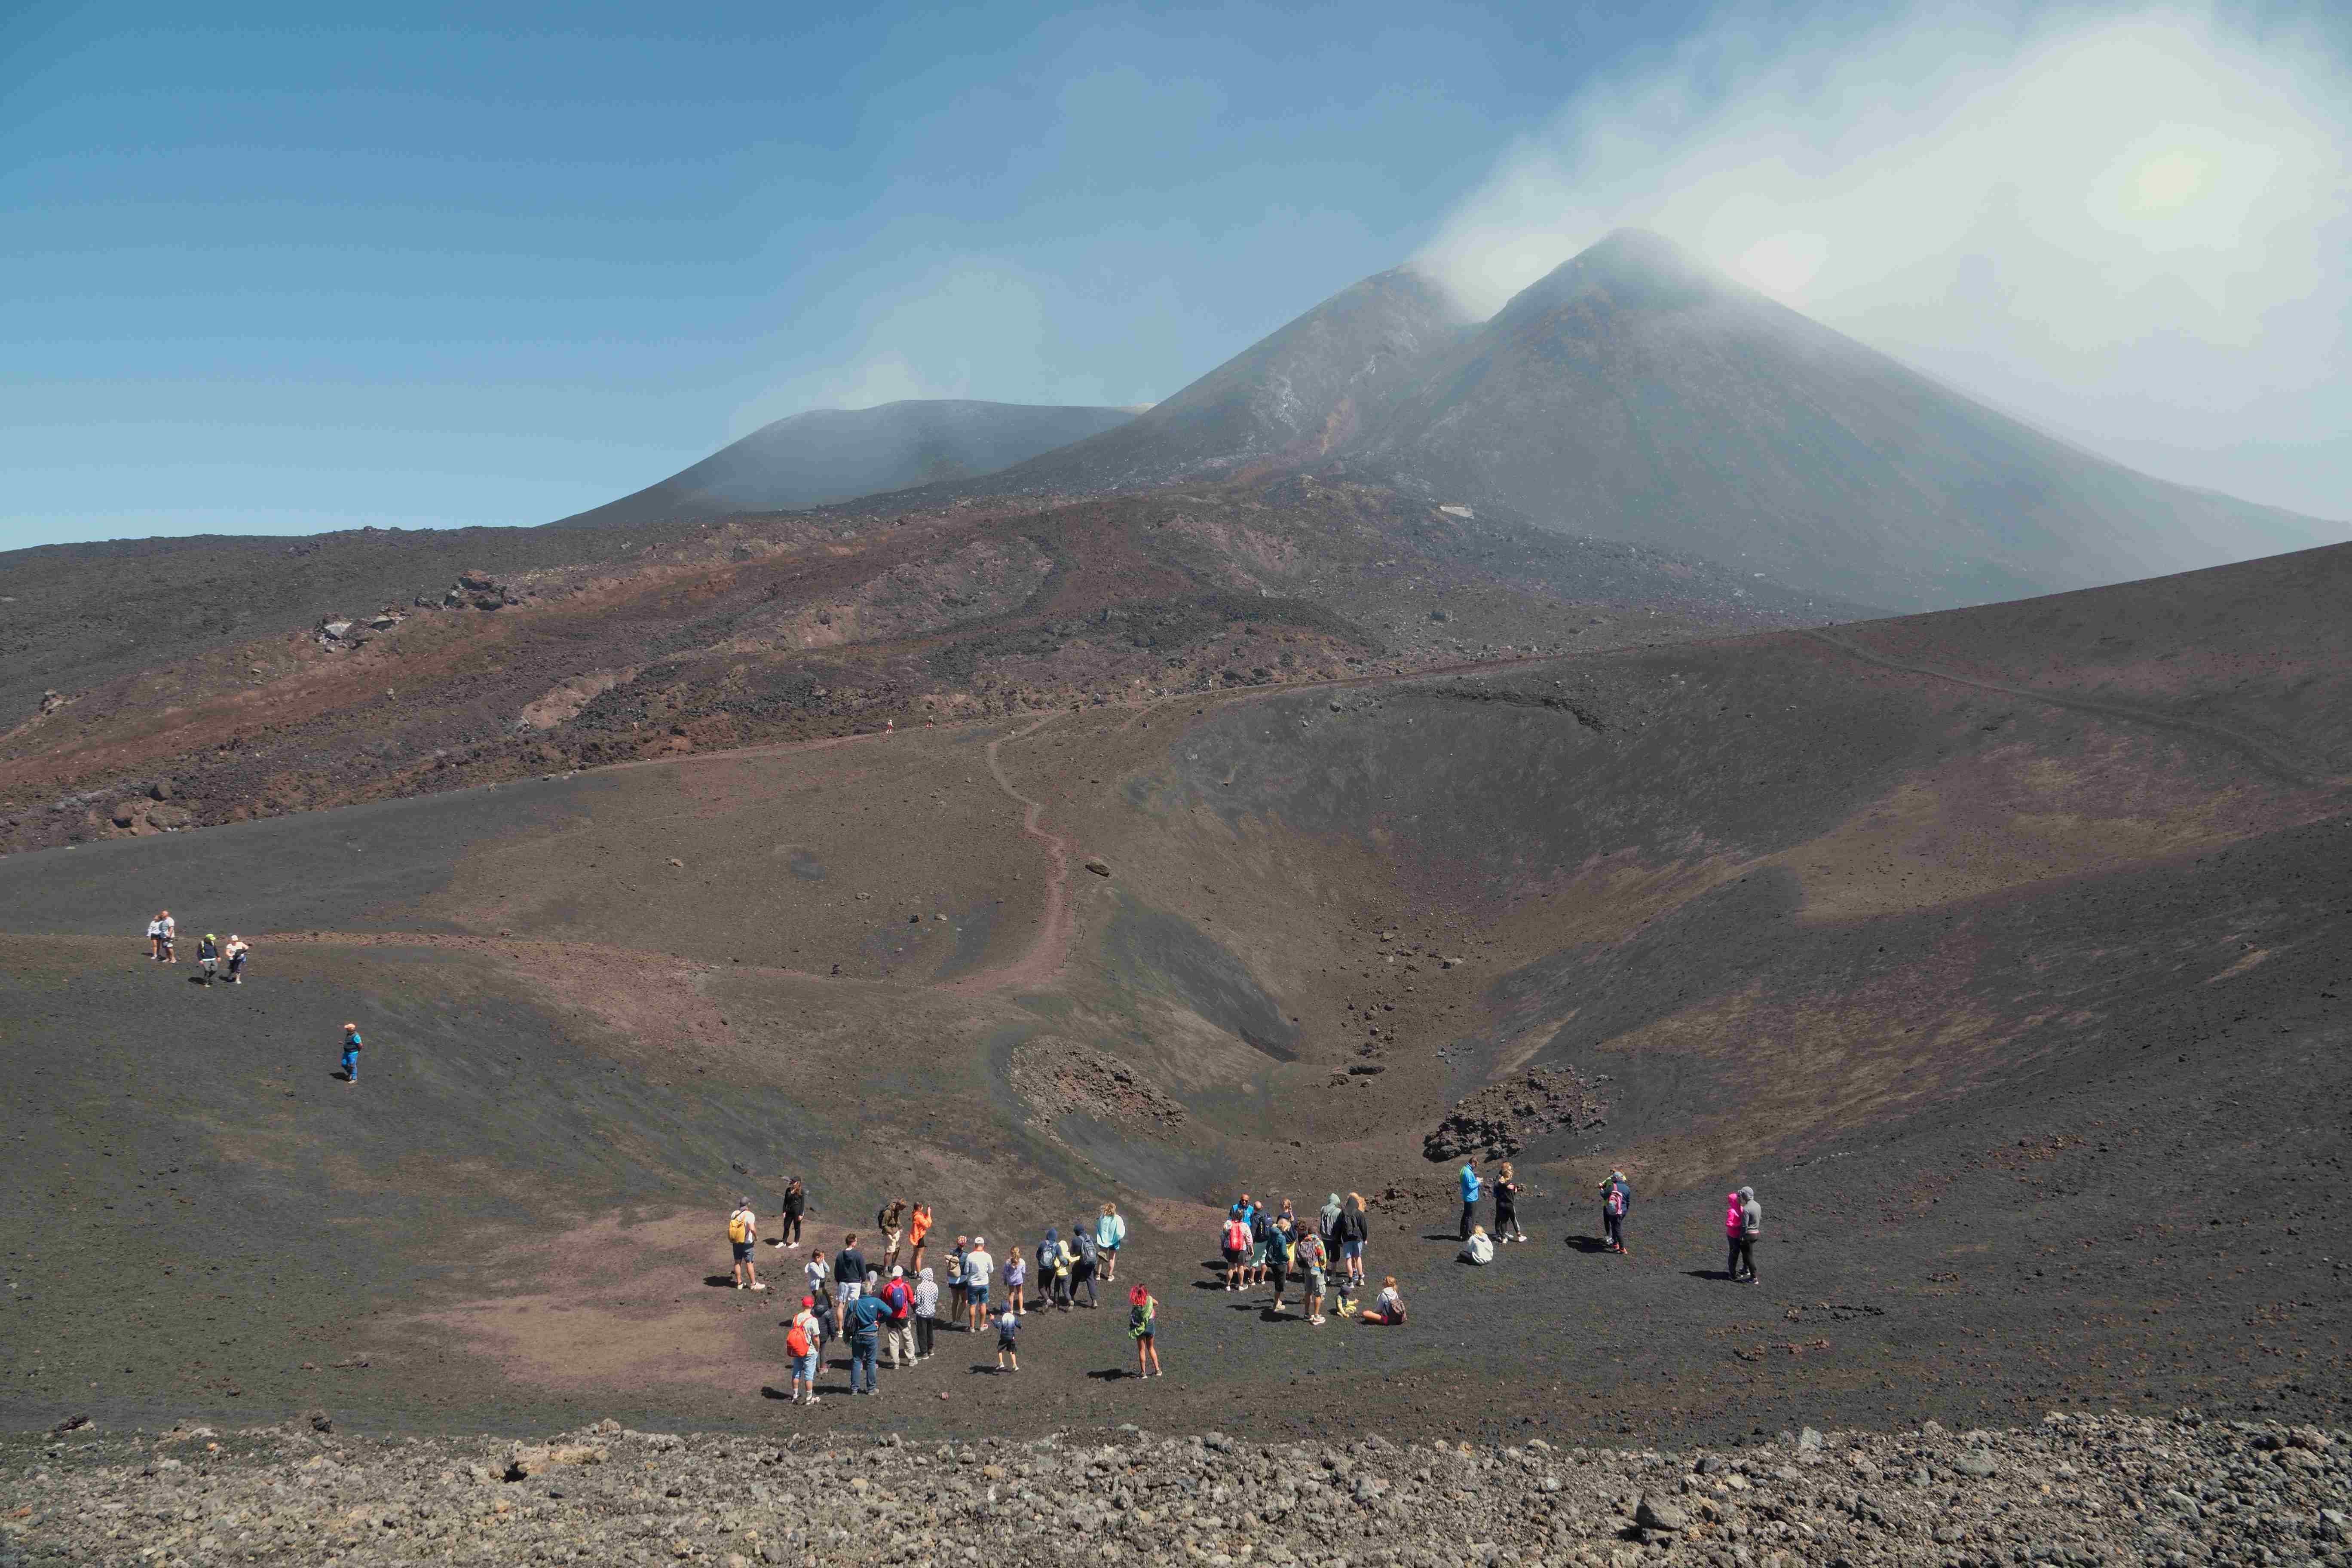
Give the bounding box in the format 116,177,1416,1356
728,1197,766,1291
196,932,220,983
1003,1246,1027,1317
1295,1223,1330,1325
786,1296,822,1406
913,1266,940,1361
1129,1283,1160,1378
1220,1209,1251,1292
1071,1222,1101,1308
1096,1202,1126,1282
1458,1224,1494,1265
1494,1161,1528,1243
223,934,249,983
1360,1276,1407,1326
963,1237,993,1334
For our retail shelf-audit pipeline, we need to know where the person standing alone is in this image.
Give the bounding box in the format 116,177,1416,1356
337,1022,363,1084
1599,1169,1632,1255
780,1177,806,1249
729,1197,766,1292
1494,1161,1527,1244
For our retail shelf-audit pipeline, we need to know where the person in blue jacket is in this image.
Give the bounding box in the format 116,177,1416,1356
843,1279,889,1396
1458,1161,1482,1240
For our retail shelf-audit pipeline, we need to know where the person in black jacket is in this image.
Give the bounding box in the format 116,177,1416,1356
780,1177,806,1249
832,1233,867,1312
1334,1192,1370,1291
1494,1161,1528,1244
1070,1223,1101,1308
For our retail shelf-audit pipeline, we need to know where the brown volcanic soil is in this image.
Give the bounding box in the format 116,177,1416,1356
1,544,2347,1454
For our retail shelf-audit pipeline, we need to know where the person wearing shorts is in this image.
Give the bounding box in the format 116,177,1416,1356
995,1305,1020,1372
1096,1202,1125,1282
787,1297,822,1405
728,1198,766,1292
1128,1284,1160,1378
832,1234,866,1311
963,1238,993,1333
907,1203,933,1273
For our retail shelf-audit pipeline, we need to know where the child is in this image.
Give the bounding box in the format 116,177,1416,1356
913,1266,940,1361
1128,1283,1161,1378
1003,1245,1028,1317
995,1303,1020,1372
1360,1275,1407,1326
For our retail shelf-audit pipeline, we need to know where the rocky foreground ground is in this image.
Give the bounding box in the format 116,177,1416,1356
3,1410,2346,1567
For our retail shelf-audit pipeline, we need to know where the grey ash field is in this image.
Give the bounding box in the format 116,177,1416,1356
4,540,2352,1565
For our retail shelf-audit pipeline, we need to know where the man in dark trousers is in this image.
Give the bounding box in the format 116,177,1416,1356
1599,1169,1632,1254
338,1023,364,1085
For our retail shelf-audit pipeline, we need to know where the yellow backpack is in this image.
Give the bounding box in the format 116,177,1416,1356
728,1210,753,1244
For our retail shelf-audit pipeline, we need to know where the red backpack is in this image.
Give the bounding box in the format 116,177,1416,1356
1223,1219,1250,1252
786,1317,812,1358
883,1280,913,1320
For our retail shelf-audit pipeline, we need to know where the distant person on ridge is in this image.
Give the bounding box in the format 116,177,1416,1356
1599,1169,1632,1255
223,934,249,984
1458,1159,1482,1241
337,1022,362,1084
728,1197,766,1292
1494,1161,1528,1244
1736,1186,1761,1285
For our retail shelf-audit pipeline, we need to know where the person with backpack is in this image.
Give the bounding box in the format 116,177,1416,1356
878,1199,908,1269
1265,1215,1297,1313
1318,1193,1343,1249
1095,1203,1126,1282
223,934,249,984
1458,1160,1482,1241
1723,1191,1744,1280
1736,1186,1761,1284
1220,1209,1251,1292
1599,1170,1632,1255
1493,1161,1528,1244
879,1266,917,1367
1128,1284,1160,1378
913,1266,940,1360
337,1022,363,1085
842,1280,888,1395
1071,1222,1101,1308
1042,1226,1075,1310
786,1296,822,1405
728,1197,766,1292
832,1233,867,1310
1295,1224,1329,1325
780,1178,807,1249
1359,1276,1407,1326
196,932,220,983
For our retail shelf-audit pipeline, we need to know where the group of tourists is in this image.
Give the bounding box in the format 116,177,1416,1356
1215,1191,1403,1325
726,1193,1158,1404
1453,1159,1762,1283
144,910,250,983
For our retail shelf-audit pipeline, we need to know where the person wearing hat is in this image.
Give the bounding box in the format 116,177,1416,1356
728,1197,766,1291
878,1265,917,1369
785,1295,822,1405
338,1022,363,1084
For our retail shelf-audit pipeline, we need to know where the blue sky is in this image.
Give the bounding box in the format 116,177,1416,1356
3,0,2346,548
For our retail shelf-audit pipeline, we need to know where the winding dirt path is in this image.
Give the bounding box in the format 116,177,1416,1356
953,711,1072,994
1803,627,2338,789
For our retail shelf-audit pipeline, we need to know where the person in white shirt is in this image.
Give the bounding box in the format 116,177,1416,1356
963,1238,994,1334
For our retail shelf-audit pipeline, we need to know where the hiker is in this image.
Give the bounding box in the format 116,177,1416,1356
879,1266,917,1368
1247,1203,1274,1289
1266,1216,1296,1313
728,1197,766,1292
1494,1161,1528,1243
1220,1208,1251,1292
1459,1224,1494,1265
1295,1222,1329,1325
1336,1193,1371,1290
337,1022,363,1084
157,910,176,963
1318,1192,1342,1249
908,1202,933,1272
995,1302,1020,1373
1003,1245,1028,1317
196,932,220,983
843,1280,888,1396
832,1233,866,1310
1736,1186,1761,1285
811,1274,838,1354
947,1236,971,1322
780,1177,806,1249
1599,1170,1632,1255
1096,1203,1126,1282
963,1236,993,1333
1723,1191,1744,1280
878,1198,908,1268
1129,1283,1161,1378
913,1267,940,1361
1360,1275,1407,1326
223,934,249,984
1042,1226,1075,1310
786,1297,822,1405
1071,1222,1102,1308
1458,1160,1482,1240
147,913,166,962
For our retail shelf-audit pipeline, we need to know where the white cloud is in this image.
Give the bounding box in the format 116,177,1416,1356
1415,6,2352,518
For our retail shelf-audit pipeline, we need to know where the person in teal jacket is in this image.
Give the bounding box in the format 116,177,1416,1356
1096,1202,1127,1283
1458,1161,1482,1240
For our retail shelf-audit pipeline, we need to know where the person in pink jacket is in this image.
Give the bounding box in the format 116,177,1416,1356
1724,1192,1744,1281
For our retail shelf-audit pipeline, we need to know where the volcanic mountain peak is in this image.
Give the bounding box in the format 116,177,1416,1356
1487,227,1725,328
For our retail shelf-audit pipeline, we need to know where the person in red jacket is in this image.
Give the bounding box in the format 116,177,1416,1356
878,1266,917,1368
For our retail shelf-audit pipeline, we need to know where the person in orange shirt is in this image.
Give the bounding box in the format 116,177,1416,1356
907,1202,933,1273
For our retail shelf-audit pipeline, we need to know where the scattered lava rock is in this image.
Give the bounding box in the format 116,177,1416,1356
1008,1036,1185,1130
1424,1064,1607,1161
